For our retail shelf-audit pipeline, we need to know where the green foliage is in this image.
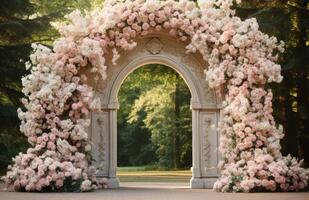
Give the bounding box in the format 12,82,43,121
118,65,192,169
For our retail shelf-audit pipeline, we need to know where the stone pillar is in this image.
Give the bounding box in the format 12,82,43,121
200,110,220,188
190,106,204,188
190,102,220,189
106,102,120,188
90,111,109,177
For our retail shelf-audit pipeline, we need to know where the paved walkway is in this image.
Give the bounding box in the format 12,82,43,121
1,182,308,200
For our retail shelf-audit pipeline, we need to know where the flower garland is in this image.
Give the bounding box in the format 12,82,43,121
2,0,309,192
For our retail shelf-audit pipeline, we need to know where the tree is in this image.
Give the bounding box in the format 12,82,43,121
0,0,44,174
126,65,192,169
117,64,176,166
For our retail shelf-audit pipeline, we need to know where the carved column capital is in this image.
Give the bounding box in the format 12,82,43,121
190,101,202,110
108,101,119,110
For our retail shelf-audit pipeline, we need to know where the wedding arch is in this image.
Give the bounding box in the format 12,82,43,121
3,0,308,193
90,33,221,189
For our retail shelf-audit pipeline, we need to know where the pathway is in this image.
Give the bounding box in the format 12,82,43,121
0,182,308,200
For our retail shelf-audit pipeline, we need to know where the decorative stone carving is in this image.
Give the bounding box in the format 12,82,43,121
97,115,106,173
200,112,219,178
146,38,163,55
91,112,109,176
202,116,212,168
95,80,107,94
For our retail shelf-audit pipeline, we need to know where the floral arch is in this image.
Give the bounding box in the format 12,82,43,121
89,32,222,189
3,0,309,193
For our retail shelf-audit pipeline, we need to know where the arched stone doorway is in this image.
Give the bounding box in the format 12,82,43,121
88,33,222,189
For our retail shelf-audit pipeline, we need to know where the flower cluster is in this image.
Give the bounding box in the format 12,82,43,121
2,37,104,192
2,0,308,192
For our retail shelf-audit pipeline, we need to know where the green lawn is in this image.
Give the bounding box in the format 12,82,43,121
117,166,192,182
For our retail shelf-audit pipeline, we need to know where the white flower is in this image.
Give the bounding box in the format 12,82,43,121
81,179,92,191
85,144,92,152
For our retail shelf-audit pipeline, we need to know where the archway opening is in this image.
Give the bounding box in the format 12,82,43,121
116,64,192,187
101,41,221,189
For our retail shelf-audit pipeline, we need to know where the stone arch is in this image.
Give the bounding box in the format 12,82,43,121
88,33,222,189
108,54,202,109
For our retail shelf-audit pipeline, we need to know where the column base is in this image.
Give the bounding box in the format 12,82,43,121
106,177,120,188
190,177,217,189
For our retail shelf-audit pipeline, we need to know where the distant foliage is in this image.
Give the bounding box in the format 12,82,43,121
119,65,191,169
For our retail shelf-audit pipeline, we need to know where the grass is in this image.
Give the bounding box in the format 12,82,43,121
117,166,192,182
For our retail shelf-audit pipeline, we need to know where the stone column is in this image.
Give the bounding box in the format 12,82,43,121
106,102,120,188
200,110,220,188
190,102,221,189
190,102,204,189
91,111,109,177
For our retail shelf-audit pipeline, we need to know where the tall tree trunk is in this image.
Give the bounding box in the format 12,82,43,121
281,72,298,156
173,73,181,169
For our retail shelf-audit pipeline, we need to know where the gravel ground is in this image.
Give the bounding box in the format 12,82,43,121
0,182,308,200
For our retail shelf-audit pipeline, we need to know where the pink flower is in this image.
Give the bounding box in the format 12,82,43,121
275,176,286,184
72,103,78,110
163,21,170,29
142,23,150,30
149,13,155,21
47,142,56,150
55,179,63,188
